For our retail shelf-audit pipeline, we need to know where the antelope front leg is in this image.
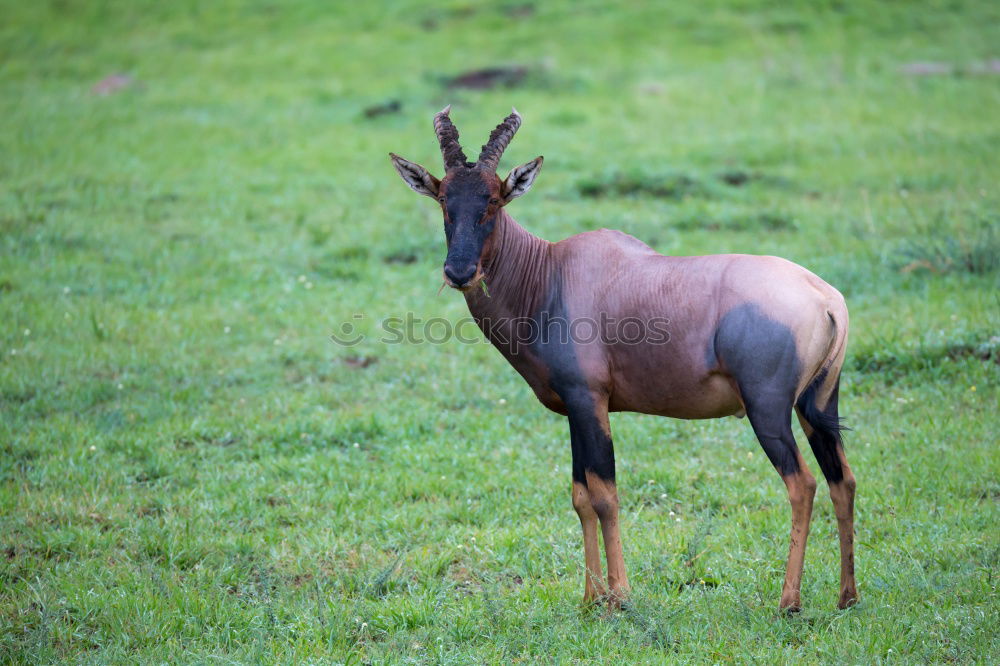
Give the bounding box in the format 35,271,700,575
586,471,630,606
565,389,630,609
572,481,606,603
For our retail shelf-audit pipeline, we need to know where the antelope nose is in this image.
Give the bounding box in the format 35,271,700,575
444,263,477,287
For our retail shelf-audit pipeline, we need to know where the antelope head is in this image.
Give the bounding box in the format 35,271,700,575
390,106,543,290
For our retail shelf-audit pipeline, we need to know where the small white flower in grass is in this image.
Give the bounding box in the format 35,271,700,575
498,398,506,405
660,493,667,499
668,510,675,516
747,451,753,458
89,445,96,452
353,442,359,448
740,467,746,472
274,338,282,345
305,282,313,290
63,286,70,294
9,349,16,355
23,329,30,336
117,383,123,390
648,479,655,485
298,275,307,283
224,326,231,333
676,517,682,522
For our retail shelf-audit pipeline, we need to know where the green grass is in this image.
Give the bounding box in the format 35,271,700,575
2,0,998,662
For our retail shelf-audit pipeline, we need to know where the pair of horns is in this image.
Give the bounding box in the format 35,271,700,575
433,105,521,170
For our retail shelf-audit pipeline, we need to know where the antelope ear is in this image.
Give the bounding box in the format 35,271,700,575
390,153,440,198
502,156,543,203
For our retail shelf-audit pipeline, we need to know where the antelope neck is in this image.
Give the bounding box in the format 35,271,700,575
465,209,552,321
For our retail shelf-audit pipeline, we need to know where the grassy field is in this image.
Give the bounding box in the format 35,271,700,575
2,0,998,662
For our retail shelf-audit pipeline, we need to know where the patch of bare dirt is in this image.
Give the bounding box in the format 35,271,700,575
91,73,139,96
445,66,528,90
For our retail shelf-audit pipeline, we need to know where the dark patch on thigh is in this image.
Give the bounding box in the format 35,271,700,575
712,303,801,404
713,303,802,475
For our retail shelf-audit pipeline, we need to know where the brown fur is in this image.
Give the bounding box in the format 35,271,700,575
464,214,848,420
391,109,855,611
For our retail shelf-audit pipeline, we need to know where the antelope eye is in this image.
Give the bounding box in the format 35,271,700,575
489,198,499,206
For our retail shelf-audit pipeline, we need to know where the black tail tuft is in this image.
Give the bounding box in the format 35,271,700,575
796,369,849,483
796,372,848,438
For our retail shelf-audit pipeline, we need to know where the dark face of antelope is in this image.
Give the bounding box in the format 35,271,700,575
438,168,503,288
390,106,543,291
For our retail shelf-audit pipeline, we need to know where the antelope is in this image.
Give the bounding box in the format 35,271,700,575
390,107,857,612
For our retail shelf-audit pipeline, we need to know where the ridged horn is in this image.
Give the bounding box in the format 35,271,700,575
477,107,522,170
433,105,468,169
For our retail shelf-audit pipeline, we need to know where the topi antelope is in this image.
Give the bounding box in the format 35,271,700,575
390,107,857,611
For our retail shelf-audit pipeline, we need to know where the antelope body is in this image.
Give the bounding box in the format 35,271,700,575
390,108,858,611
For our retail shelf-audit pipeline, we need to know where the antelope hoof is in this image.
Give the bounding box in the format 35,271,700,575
582,578,607,607
838,588,859,610
602,587,631,612
779,592,802,613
